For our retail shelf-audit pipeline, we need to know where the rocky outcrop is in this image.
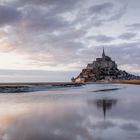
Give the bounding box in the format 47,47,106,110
72,48,140,83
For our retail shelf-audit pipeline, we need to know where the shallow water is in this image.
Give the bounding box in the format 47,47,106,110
0,84,140,140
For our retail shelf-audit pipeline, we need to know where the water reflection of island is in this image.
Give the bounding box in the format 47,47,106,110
88,98,117,119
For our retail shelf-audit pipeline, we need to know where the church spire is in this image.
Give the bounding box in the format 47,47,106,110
102,47,105,58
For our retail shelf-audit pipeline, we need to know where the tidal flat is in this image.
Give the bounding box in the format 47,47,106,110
0,83,140,140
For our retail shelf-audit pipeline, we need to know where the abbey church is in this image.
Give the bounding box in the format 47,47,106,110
86,48,117,70
72,48,140,83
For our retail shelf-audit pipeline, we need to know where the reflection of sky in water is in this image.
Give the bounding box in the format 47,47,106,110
0,84,140,140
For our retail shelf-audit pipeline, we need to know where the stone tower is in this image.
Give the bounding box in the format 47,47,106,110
102,47,105,58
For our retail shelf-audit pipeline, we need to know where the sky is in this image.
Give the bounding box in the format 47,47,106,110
0,0,140,82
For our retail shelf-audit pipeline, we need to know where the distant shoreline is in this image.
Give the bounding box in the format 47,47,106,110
0,82,82,93
0,82,82,86
0,80,139,87
85,80,140,85
0,80,139,93
112,80,140,85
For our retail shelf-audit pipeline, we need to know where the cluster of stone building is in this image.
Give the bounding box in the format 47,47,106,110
72,48,140,83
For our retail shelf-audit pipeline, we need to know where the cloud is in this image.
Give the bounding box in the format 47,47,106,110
3,94,140,140
29,40,85,65
118,32,137,40
89,2,113,15
0,0,138,74
19,0,79,7
18,6,70,32
126,23,140,31
3,107,93,140
86,2,126,26
107,4,126,21
11,0,81,14
87,35,115,43
120,123,139,131
94,121,115,130
0,4,22,26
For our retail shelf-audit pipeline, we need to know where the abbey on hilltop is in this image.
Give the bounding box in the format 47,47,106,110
72,48,140,83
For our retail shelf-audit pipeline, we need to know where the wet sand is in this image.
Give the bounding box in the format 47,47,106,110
0,80,139,93
0,84,140,140
92,87,121,92
0,82,82,93
0,82,82,86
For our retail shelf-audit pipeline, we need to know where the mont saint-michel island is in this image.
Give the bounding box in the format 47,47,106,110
72,48,140,84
